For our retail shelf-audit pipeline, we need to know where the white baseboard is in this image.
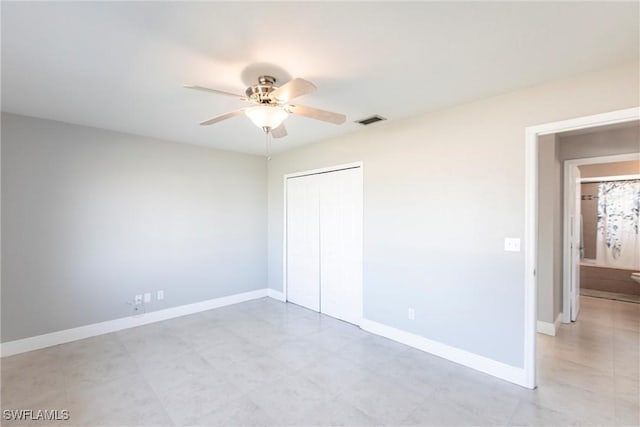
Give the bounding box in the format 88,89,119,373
0,288,269,357
1,289,530,389
536,320,555,336
361,318,529,388
266,289,285,302
537,313,563,336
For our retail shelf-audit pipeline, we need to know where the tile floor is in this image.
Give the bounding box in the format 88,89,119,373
1,296,638,426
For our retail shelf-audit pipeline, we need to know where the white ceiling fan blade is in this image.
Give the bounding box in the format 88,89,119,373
287,104,346,124
270,78,317,102
272,123,287,139
199,109,244,126
184,85,246,100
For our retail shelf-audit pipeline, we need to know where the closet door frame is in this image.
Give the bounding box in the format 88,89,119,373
283,161,364,324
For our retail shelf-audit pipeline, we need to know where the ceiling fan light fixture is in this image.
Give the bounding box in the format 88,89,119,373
186,76,346,135
245,106,289,130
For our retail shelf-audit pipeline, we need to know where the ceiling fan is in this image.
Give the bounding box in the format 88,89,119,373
184,75,346,139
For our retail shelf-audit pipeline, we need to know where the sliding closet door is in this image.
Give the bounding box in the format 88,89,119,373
286,174,320,311
319,167,363,325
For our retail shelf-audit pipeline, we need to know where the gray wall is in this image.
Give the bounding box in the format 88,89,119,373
559,126,639,160
268,62,639,368
1,113,267,342
537,135,563,324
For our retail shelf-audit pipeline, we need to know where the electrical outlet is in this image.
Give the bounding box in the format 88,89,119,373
134,295,143,305
144,293,151,303
157,290,164,301
408,308,416,320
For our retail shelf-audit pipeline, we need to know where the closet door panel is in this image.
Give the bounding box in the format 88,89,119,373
319,168,363,324
286,175,320,311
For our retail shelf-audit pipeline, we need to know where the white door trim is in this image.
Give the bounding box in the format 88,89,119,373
566,164,582,321
524,106,639,389
282,161,364,318
284,161,364,179
562,152,640,324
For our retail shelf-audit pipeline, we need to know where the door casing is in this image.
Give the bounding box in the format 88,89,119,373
524,107,640,389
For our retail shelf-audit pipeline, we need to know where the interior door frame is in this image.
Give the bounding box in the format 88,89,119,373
565,163,582,322
283,161,364,322
562,152,640,324
524,106,639,389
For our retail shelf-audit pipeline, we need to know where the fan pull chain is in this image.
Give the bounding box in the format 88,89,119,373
266,128,272,161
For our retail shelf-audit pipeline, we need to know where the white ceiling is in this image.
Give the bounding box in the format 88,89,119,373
2,2,638,155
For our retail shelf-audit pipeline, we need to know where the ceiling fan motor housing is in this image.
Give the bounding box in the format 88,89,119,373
245,75,278,104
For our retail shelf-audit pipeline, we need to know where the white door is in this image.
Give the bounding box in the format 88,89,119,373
319,168,363,325
569,166,582,321
286,174,320,312
285,166,363,324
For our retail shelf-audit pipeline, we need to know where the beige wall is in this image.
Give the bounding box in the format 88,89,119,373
579,159,640,178
581,182,600,260
268,61,639,368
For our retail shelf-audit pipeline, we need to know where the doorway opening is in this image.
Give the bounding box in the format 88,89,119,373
523,107,639,389
562,153,640,321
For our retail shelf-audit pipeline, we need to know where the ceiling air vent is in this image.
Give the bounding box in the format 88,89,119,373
355,115,387,126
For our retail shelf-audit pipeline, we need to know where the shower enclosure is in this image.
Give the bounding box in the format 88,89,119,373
581,178,640,301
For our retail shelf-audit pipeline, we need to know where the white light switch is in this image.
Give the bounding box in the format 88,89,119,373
504,238,521,252
144,293,151,303
157,290,164,300
408,308,416,320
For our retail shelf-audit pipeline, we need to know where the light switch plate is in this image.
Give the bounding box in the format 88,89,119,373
157,290,164,300
144,293,151,303
504,238,521,252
